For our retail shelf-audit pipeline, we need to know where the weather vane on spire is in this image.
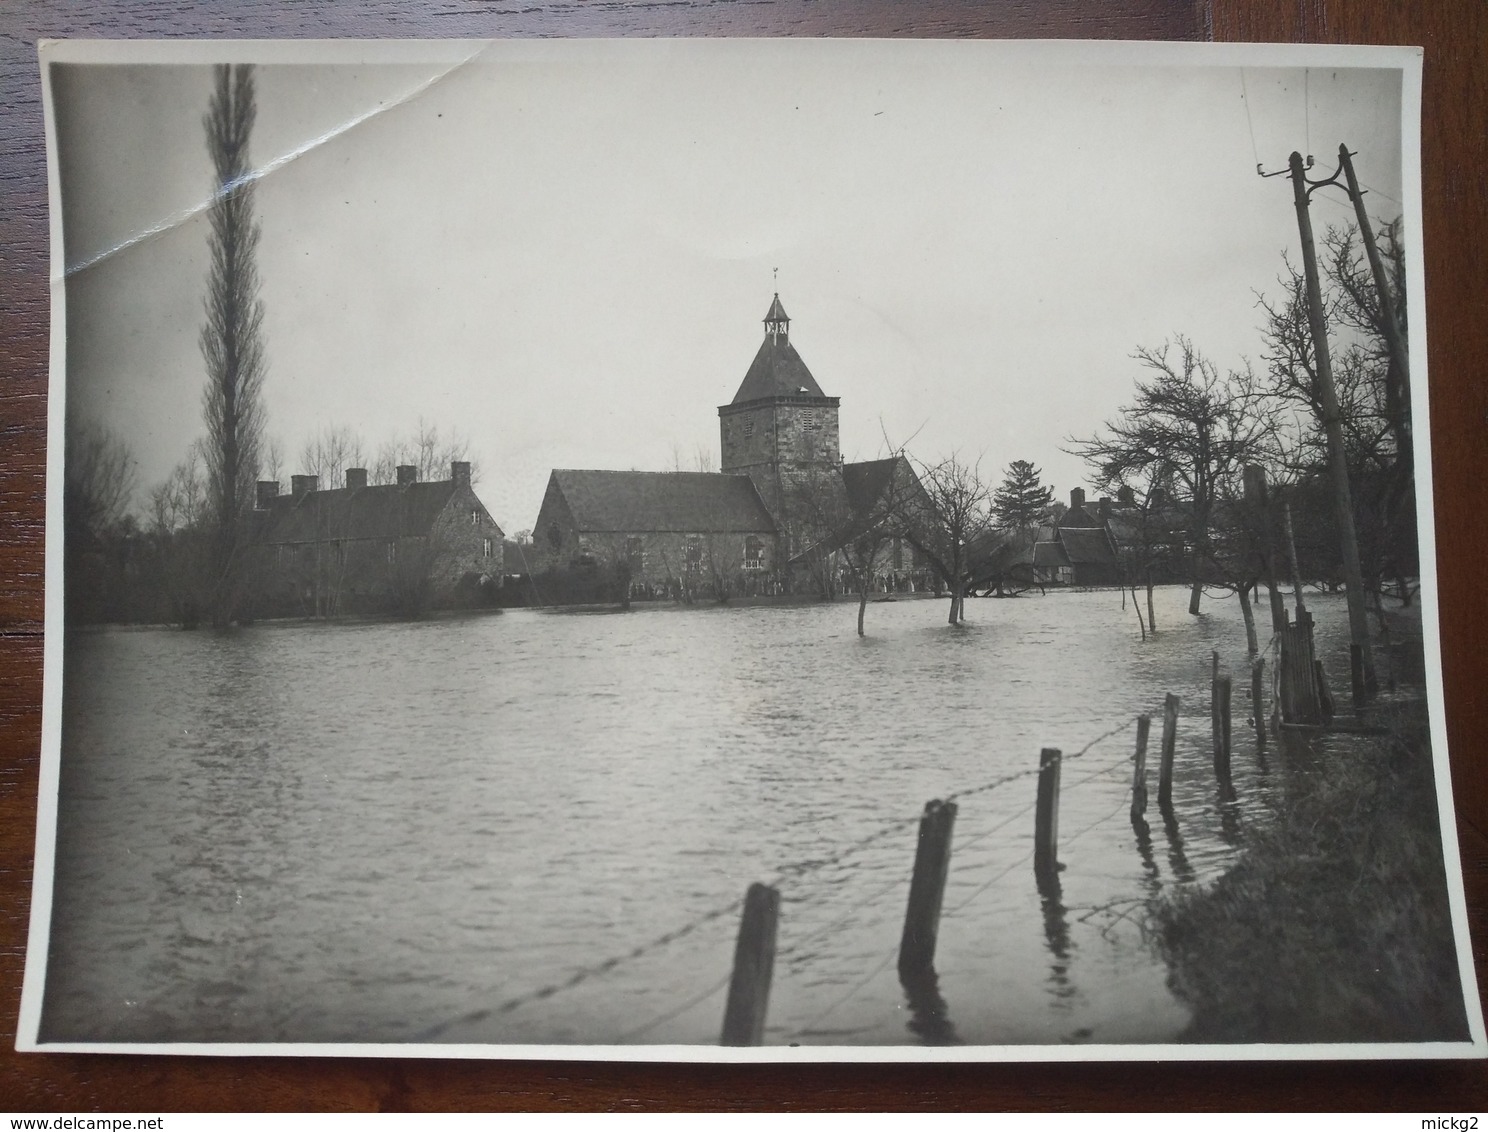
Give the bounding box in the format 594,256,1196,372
772,266,778,291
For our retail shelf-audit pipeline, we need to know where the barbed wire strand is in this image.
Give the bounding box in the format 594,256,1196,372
414,710,1155,1042
611,970,734,1044
411,892,746,1041
787,942,901,1042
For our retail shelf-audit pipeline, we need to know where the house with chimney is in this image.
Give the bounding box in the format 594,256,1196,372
251,460,504,616
1031,488,1123,587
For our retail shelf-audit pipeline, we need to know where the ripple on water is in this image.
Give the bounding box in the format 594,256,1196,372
42,588,1362,1046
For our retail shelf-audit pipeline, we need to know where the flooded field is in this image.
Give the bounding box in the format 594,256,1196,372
42,585,1367,1047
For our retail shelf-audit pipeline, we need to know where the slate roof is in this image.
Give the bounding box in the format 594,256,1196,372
255,480,491,545
841,457,906,516
1033,540,1072,568
549,470,777,533
1058,525,1118,565
730,335,829,405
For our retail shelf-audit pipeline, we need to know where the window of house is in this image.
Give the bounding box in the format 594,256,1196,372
743,535,764,570
482,536,494,558
386,540,397,565
686,536,702,564
471,508,480,526
547,522,562,550
626,536,644,573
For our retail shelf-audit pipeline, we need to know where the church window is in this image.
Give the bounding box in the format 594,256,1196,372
386,540,397,565
686,536,702,565
743,419,754,438
801,409,819,431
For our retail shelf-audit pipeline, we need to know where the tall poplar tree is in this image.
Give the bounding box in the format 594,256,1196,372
200,64,267,626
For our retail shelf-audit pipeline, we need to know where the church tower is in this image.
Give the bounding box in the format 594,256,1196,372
718,294,841,536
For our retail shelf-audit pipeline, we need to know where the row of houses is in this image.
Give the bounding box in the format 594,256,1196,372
247,292,1188,612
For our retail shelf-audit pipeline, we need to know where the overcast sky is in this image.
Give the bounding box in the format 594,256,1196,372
50,41,1407,533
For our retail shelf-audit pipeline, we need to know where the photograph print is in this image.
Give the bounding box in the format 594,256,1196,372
21,38,1483,1059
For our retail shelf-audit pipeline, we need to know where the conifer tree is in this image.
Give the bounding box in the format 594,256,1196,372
992,460,1054,529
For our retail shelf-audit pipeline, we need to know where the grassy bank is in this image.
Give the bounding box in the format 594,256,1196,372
1153,695,1471,1043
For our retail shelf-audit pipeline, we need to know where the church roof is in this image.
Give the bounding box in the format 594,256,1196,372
731,336,828,404
842,457,909,516
728,294,830,405
548,470,777,534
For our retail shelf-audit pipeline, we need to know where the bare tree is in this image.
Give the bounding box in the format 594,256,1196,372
901,453,992,625
65,418,137,546
1066,337,1276,617
298,425,368,491
200,63,268,627
372,420,474,485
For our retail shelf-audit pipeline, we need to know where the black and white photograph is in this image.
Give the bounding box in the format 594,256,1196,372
19,37,1483,1059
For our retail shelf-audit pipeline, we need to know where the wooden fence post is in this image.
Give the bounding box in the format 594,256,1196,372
1130,714,1151,823
1215,675,1232,779
1158,693,1179,814
1251,658,1266,749
721,882,780,1046
1034,748,1062,881
1350,643,1367,709
898,799,957,978
1210,651,1220,760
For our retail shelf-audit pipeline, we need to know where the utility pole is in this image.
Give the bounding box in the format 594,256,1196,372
1271,150,1376,698
1338,144,1411,456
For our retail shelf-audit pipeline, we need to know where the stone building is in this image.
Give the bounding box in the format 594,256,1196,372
531,469,778,596
252,460,504,616
530,291,930,598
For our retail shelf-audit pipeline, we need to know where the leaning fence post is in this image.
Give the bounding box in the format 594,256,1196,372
720,882,780,1046
1130,714,1152,823
898,799,957,978
1215,675,1233,779
1251,658,1266,750
1158,693,1179,814
1034,748,1062,881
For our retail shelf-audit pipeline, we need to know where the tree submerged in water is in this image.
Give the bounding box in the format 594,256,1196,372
200,63,268,628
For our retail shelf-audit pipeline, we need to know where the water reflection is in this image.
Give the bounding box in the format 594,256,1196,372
1037,869,1075,1006
900,967,959,1045
1159,812,1196,885
43,588,1368,1045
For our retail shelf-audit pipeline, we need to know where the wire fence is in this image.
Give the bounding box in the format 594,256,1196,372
415,663,1256,1046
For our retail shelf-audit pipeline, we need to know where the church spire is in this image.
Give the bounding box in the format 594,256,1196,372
763,292,790,345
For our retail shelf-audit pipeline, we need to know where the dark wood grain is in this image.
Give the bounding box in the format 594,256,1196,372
3,0,1485,1111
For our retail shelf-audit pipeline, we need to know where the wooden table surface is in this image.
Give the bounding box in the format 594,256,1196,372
2,0,1485,1111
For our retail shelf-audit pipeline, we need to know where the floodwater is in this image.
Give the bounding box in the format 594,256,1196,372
42,586,1365,1048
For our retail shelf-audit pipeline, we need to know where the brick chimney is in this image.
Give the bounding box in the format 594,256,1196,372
451,460,471,487
1099,497,1111,523
396,465,418,486
1069,487,1085,511
291,474,319,499
1117,485,1135,505
255,480,280,510
345,467,368,490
